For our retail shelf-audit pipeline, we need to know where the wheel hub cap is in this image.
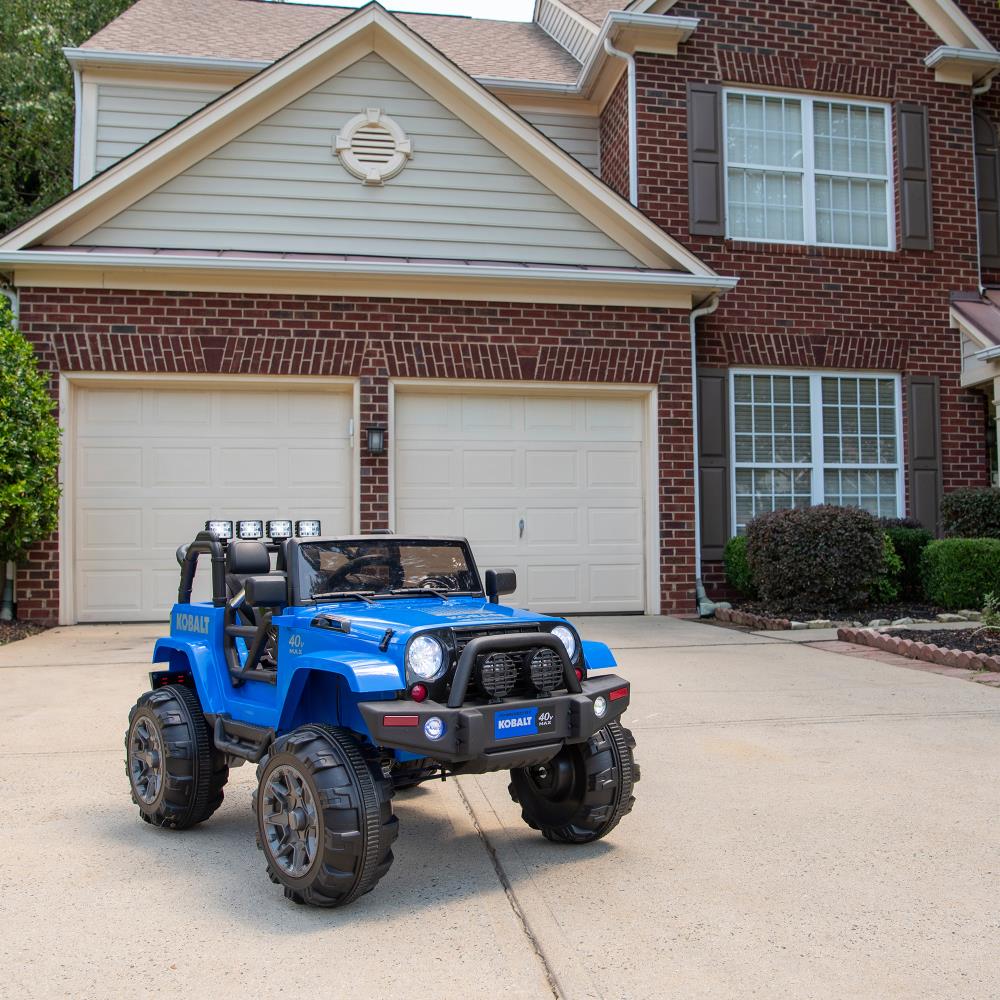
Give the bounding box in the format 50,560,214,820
262,764,319,878
128,717,164,805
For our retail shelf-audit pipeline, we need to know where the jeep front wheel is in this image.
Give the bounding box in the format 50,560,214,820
254,725,398,907
508,721,639,844
125,684,229,829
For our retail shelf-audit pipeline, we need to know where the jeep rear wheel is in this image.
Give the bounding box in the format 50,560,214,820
508,721,639,844
254,725,398,907
125,684,229,829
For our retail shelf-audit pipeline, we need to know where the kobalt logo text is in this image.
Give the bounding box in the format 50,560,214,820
175,613,210,634
497,715,533,730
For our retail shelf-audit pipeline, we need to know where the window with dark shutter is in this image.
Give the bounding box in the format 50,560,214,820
975,111,1000,268
907,375,942,534
688,83,725,236
897,103,933,250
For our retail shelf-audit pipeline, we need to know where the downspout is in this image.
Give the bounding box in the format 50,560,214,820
690,294,720,617
971,73,995,295
604,37,638,206
71,64,83,189
0,283,17,620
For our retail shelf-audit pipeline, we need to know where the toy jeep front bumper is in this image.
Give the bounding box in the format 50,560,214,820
358,674,630,772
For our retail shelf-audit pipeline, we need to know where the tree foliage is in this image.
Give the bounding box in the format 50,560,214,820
0,298,61,563
0,0,133,235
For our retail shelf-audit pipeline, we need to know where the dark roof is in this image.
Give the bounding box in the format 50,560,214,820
82,0,583,83
951,289,1000,346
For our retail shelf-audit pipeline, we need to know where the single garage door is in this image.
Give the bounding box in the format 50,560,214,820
394,390,648,614
72,383,354,622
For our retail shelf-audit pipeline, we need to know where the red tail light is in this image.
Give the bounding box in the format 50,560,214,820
383,715,419,727
410,684,428,703
574,668,584,681
609,685,629,701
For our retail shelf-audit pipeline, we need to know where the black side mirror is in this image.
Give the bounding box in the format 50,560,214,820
485,569,517,604
244,575,288,608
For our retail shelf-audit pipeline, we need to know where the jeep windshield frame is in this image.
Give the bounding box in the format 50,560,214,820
286,537,485,606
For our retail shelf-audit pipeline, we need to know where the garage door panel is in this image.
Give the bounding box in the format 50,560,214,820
79,508,143,553
395,390,647,614
80,446,143,489
74,385,354,622
463,450,516,488
587,449,641,488
525,450,579,488
150,447,211,487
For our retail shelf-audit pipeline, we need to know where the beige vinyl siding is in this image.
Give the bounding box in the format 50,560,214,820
535,0,595,63
78,53,639,267
520,111,600,176
94,84,226,173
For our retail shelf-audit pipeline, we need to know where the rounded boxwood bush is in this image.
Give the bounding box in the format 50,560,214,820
941,488,1000,539
880,520,934,599
745,505,886,614
723,535,755,597
920,538,1000,610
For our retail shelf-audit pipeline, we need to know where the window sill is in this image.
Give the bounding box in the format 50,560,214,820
721,239,898,261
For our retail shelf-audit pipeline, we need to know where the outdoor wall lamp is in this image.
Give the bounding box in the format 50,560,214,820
367,426,387,456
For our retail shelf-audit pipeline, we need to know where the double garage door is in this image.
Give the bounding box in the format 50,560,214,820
70,382,648,621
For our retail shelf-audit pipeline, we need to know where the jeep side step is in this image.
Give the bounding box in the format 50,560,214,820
209,714,274,762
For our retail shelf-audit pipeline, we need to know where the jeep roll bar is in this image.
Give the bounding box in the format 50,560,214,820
176,531,228,606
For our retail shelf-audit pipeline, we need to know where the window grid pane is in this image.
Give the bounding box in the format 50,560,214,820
732,372,902,533
724,91,892,249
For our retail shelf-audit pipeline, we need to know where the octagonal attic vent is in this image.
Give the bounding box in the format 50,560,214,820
335,108,412,186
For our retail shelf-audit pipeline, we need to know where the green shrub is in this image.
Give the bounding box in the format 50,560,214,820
870,535,903,605
880,521,934,598
745,505,886,614
920,538,1000,610
983,592,1000,629
941,488,1000,539
723,535,755,597
0,299,61,565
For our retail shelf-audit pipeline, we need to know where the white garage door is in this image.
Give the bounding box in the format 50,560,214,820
73,383,354,622
394,390,648,614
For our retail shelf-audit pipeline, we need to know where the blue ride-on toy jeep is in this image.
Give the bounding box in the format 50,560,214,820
125,519,639,908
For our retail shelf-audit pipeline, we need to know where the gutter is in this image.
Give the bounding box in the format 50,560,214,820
688,294,721,617
0,250,738,294
63,47,269,75
603,38,638,206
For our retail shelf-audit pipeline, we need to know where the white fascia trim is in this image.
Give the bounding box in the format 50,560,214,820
0,250,739,291
63,47,269,74
977,345,1000,361
925,46,1000,71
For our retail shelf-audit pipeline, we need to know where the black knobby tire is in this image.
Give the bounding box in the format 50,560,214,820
125,684,229,829
508,720,639,844
254,725,398,907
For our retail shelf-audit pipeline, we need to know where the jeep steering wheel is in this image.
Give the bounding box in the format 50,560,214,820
324,553,396,589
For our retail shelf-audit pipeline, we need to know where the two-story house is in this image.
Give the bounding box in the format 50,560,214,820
1,0,998,624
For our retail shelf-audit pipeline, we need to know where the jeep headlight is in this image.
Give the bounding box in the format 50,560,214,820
551,625,577,662
406,635,446,682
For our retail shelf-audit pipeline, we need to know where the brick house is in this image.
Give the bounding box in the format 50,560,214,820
1,0,998,624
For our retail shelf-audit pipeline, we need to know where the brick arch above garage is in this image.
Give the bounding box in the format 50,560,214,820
16,287,697,622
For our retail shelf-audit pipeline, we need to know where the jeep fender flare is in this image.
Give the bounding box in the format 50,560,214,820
288,651,404,694
152,638,223,710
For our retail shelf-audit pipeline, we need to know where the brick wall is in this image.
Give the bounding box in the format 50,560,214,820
600,71,630,202
616,0,996,587
17,288,696,622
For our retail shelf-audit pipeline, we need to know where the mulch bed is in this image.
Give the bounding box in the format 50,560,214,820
837,625,1000,673
0,621,49,645
734,600,946,624
891,627,1000,657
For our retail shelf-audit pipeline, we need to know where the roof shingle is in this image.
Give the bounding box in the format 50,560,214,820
82,0,583,83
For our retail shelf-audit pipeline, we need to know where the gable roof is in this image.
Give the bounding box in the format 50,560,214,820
1,1,732,306
81,0,582,83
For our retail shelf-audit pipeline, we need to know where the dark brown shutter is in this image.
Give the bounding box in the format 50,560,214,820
697,368,730,559
897,102,933,250
907,375,942,534
974,111,1000,268
688,83,725,236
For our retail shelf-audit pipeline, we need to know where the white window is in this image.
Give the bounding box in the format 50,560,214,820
731,371,903,533
724,90,893,249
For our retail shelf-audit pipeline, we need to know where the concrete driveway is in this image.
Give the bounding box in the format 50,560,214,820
1,618,998,999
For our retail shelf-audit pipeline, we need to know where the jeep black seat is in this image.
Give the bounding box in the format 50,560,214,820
225,540,271,600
